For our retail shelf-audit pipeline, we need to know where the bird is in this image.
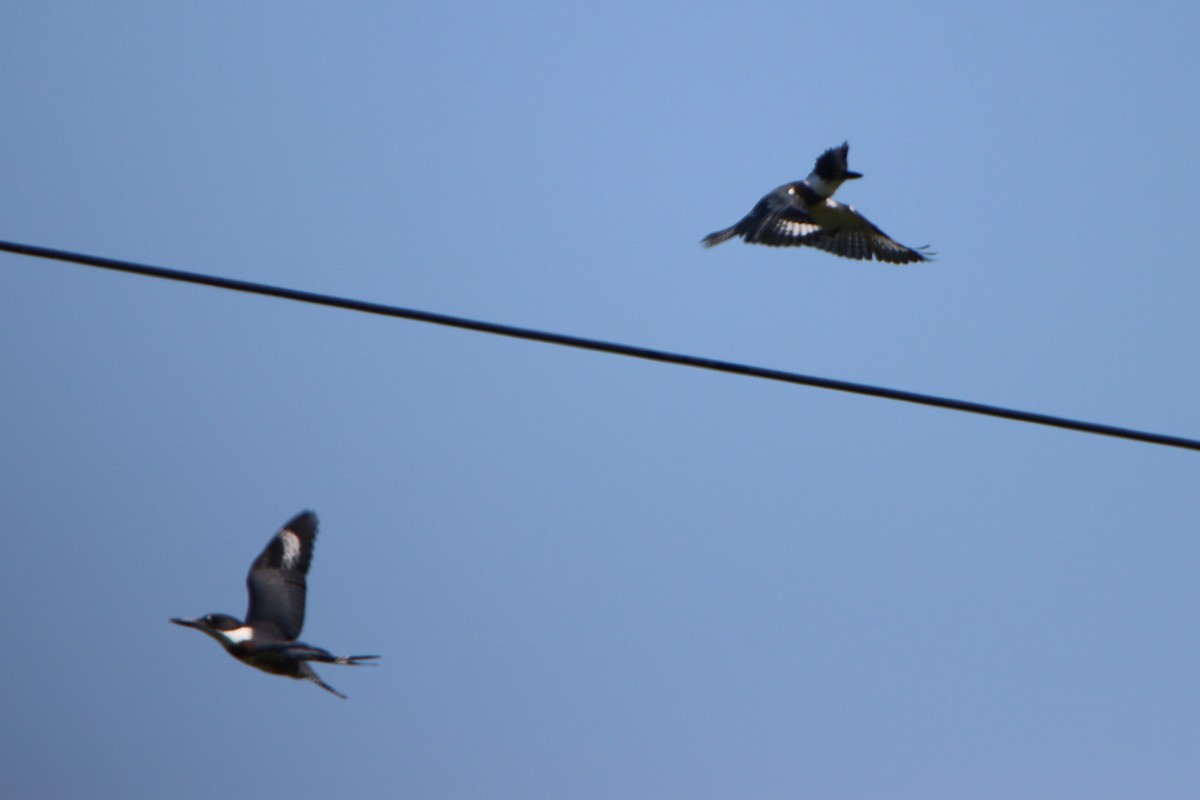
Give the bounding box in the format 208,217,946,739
170,510,378,699
701,142,932,264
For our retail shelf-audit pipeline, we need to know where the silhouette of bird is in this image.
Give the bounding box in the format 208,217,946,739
702,142,932,263
171,511,377,699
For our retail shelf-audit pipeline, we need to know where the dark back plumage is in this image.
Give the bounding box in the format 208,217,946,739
244,510,317,641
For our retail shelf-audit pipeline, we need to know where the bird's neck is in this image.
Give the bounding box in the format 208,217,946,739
805,173,844,199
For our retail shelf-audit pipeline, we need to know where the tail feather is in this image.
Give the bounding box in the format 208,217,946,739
283,643,380,666
300,649,380,666
331,654,380,666
290,650,380,698
701,226,739,248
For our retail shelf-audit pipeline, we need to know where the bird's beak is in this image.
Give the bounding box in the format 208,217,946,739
844,171,863,180
170,617,202,629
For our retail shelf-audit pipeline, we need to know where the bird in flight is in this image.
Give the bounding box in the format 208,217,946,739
701,142,932,264
171,511,378,699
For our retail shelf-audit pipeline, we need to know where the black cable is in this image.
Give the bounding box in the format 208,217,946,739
3,238,1198,453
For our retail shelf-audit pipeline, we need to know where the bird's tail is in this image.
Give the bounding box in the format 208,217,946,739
701,226,739,248
284,642,380,666
300,648,380,666
330,654,380,666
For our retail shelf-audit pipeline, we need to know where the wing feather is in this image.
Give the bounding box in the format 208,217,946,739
245,511,318,641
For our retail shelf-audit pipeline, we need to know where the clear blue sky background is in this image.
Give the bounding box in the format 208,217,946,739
3,3,1199,798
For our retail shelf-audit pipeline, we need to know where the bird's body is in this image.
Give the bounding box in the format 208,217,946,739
702,142,932,264
171,511,377,699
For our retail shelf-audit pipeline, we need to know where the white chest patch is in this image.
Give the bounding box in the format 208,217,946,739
218,625,255,645
280,530,302,570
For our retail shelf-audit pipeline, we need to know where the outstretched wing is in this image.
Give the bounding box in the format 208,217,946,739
799,228,933,264
800,202,933,264
245,511,318,641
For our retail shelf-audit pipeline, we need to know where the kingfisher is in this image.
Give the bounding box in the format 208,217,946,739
701,142,932,264
170,511,377,699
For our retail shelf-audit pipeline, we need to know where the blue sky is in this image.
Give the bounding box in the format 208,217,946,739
3,2,1200,798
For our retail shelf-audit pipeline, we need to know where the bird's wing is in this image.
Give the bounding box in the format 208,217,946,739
750,212,824,246
244,511,318,641
741,186,823,246
802,202,933,264
801,227,932,264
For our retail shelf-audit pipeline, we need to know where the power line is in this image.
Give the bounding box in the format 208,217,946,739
3,238,1198,453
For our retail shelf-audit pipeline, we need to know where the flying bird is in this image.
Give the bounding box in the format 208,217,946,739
701,142,932,264
171,511,377,699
